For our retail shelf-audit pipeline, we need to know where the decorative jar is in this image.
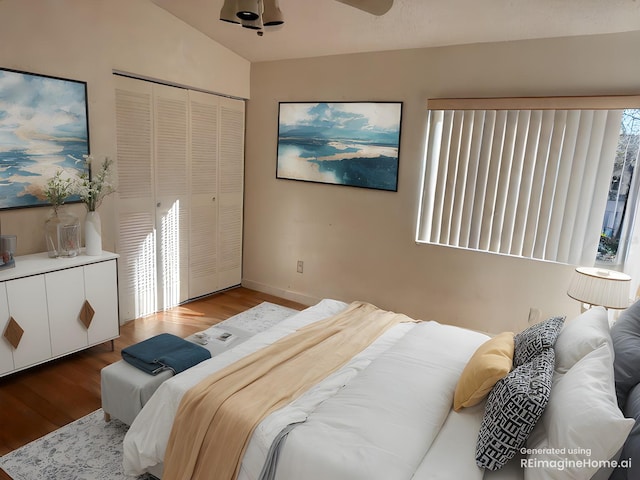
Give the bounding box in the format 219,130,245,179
45,208,80,258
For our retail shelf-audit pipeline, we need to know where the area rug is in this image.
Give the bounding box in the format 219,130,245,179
0,302,300,480
0,409,153,480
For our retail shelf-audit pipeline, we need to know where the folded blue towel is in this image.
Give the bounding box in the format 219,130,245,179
122,333,211,375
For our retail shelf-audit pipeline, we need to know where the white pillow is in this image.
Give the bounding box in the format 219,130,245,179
525,344,634,480
553,306,611,374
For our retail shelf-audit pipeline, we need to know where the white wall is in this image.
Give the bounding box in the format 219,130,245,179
243,31,640,333
0,0,249,255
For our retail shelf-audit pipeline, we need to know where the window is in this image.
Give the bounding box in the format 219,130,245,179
416,96,640,267
599,109,640,264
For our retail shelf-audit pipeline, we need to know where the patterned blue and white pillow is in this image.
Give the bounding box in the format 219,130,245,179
513,316,565,367
476,347,555,471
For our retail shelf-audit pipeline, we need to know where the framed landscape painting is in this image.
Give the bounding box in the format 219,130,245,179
276,102,402,191
0,68,89,210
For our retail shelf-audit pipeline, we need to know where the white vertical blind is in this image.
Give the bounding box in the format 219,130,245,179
481,110,507,251
417,103,623,264
459,111,484,248
585,112,626,264
471,110,495,249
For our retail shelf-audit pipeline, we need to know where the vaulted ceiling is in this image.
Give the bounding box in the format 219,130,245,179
151,0,640,62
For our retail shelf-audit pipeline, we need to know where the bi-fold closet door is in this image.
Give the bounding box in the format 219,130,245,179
114,75,244,322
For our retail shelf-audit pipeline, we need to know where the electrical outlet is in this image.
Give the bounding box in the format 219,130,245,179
297,260,304,273
528,307,541,324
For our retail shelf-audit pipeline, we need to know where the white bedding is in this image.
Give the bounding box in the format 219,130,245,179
123,299,490,480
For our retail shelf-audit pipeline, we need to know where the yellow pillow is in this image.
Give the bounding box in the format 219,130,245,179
453,332,514,411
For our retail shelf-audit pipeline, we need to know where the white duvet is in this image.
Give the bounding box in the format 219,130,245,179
123,300,490,480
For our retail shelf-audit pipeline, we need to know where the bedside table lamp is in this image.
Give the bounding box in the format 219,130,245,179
567,267,631,311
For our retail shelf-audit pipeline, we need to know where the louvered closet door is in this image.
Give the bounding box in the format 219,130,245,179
154,84,190,310
189,90,219,298
218,97,245,289
114,75,244,322
114,75,157,321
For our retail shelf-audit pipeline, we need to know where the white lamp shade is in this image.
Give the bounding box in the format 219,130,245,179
567,267,631,309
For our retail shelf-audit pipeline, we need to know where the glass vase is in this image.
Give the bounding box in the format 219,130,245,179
44,208,80,258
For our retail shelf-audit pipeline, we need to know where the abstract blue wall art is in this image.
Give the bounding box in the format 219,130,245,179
0,68,89,210
276,102,402,191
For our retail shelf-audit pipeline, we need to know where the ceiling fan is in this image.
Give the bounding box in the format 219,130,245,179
220,0,394,35
335,0,394,16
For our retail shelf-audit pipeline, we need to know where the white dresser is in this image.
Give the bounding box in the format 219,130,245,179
0,251,119,377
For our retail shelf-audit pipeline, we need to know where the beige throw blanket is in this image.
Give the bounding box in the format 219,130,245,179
162,301,419,480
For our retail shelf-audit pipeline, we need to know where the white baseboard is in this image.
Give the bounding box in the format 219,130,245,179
241,279,321,307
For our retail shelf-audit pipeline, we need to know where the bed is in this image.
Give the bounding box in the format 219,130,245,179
122,298,636,480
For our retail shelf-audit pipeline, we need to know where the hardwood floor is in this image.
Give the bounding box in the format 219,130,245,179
0,287,305,479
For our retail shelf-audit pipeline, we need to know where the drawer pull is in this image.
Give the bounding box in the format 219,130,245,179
3,316,24,349
79,300,95,329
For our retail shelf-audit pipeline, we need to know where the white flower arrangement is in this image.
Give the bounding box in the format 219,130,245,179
71,154,116,212
43,170,73,213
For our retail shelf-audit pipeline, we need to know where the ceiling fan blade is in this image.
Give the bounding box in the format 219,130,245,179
335,0,393,16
